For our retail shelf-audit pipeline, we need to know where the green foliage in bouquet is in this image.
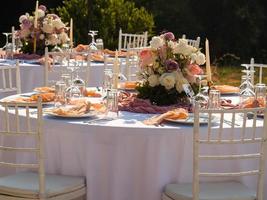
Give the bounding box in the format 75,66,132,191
56,0,154,49
136,82,192,106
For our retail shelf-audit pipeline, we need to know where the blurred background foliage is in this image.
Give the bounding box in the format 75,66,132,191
1,0,267,65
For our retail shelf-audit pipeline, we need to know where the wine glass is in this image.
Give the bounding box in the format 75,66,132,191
193,74,209,108
88,30,98,51
2,32,12,49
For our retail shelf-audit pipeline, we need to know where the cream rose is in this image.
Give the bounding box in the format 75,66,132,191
175,71,189,93
42,22,53,33
59,32,69,44
159,73,176,90
52,19,65,30
39,34,45,40
148,74,160,87
150,36,164,50
37,9,45,18
195,53,206,65
46,34,58,46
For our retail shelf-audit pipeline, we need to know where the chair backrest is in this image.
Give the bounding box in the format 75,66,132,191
0,60,21,94
241,58,267,85
118,29,148,51
193,104,267,200
182,34,201,48
44,47,91,87
0,98,45,198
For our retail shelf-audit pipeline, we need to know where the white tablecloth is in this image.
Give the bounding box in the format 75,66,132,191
0,59,125,98
0,95,266,200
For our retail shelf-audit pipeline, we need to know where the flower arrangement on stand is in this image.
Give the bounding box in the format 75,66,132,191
136,32,206,106
17,5,69,55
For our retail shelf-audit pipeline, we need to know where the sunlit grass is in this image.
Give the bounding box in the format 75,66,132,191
211,65,267,86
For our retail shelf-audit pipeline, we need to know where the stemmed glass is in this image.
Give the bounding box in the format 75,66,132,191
88,30,98,51
193,74,209,108
240,64,254,94
2,32,12,49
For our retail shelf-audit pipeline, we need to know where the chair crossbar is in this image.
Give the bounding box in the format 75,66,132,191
199,170,259,177
199,153,261,160
0,162,38,169
0,131,38,136
199,138,262,144
0,146,39,152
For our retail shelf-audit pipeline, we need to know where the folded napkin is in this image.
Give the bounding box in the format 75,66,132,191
84,89,102,97
34,86,55,93
213,85,239,94
51,101,91,116
143,108,189,125
30,93,55,102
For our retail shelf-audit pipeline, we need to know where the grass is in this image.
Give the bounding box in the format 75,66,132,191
211,65,267,86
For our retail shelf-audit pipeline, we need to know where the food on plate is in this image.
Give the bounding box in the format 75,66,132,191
118,81,137,90
143,108,189,125
75,44,88,52
103,49,136,57
34,86,55,93
50,101,91,116
30,93,55,102
91,103,106,113
84,89,102,97
242,97,265,108
91,53,104,62
213,85,239,94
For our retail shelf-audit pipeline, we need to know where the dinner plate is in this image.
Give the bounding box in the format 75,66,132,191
165,113,214,125
45,110,96,118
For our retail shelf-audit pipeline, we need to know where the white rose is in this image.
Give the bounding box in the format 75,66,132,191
190,53,197,62
42,22,54,33
59,32,69,44
183,45,194,56
19,28,31,38
52,19,65,30
195,53,206,65
173,39,188,54
39,34,45,40
46,34,59,46
148,74,160,87
175,71,189,93
37,9,45,19
168,40,178,50
150,36,164,50
159,73,176,90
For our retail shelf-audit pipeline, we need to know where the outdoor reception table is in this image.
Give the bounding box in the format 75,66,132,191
0,95,266,200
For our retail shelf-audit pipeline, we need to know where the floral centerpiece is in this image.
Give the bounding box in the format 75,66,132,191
136,32,206,106
17,5,69,55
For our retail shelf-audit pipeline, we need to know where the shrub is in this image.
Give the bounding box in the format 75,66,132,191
56,0,154,49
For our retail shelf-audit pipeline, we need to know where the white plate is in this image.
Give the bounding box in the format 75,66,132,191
165,113,214,125
45,109,96,118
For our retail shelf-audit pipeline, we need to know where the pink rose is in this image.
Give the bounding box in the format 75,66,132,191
187,64,203,75
139,49,154,68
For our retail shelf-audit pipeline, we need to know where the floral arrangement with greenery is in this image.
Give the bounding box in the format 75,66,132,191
18,5,69,55
136,32,206,106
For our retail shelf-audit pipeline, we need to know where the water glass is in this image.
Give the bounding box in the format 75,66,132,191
61,74,71,87
103,69,113,92
65,85,81,104
54,81,67,107
255,83,266,107
96,38,104,50
105,89,119,118
5,43,14,59
208,89,221,109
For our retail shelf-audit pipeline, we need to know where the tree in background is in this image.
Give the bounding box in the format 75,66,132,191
134,0,267,64
56,0,154,49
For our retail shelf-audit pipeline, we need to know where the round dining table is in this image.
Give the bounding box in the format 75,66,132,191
0,94,266,200
0,58,130,99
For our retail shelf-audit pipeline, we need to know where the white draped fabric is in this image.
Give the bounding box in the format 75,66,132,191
0,96,266,200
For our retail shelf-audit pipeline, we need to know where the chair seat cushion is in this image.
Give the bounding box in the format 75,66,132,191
0,172,85,198
164,181,256,200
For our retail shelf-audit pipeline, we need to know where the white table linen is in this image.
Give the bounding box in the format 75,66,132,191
0,95,266,200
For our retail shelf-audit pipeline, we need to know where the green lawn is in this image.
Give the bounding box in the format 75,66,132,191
211,65,267,86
